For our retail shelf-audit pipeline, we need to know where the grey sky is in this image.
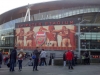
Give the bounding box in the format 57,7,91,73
0,0,55,15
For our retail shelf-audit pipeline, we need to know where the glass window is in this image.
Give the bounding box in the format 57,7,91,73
69,11,73,16
65,12,68,17
80,40,100,49
91,8,95,12
58,14,62,18
79,9,83,14
76,10,80,14
94,8,99,12
0,29,14,47
87,8,91,12
92,34,96,38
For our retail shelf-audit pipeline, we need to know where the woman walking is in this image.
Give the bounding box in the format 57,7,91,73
18,49,24,71
0,50,3,68
63,52,66,67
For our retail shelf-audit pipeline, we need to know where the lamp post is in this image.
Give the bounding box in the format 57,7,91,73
78,19,90,59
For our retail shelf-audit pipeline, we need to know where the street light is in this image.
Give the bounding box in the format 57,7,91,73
77,19,90,59
45,42,51,65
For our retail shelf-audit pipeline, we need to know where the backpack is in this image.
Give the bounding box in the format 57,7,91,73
32,55,36,59
18,54,22,58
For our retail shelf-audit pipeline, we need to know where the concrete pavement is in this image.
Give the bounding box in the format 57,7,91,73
0,64,100,75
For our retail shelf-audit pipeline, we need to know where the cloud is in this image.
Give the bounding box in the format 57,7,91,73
0,0,56,14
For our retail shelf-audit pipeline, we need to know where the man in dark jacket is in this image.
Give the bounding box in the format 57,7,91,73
63,52,66,67
0,50,3,68
71,50,75,66
33,47,40,71
84,51,90,65
9,47,17,72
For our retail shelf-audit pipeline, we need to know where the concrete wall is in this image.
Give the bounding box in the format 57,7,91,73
54,58,100,66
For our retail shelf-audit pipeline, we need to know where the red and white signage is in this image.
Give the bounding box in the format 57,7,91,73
36,31,46,46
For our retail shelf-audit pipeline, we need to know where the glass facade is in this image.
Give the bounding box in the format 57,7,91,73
34,6,100,20
80,25,100,50
0,5,100,53
0,29,14,47
0,6,100,30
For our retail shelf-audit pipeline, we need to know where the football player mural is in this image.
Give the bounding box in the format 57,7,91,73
24,26,36,47
15,18,78,50
15,28,24,47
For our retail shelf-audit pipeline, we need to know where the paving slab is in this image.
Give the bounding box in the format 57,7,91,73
0,64,100,75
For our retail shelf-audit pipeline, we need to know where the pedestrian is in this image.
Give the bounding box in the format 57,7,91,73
28,58,33,66
17,49,24,71
84,51,90,65
48,54,54,66
0,50,3,68
40,49,47,66
4,56,9,65
63,51,66,67
74,54,78,65
81,54,85,64
33,47,40,71
65,50,73,69
48,54,52,65
9,47,17,72
71,50,75,66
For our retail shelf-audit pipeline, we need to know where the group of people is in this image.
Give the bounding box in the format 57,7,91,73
0,47,48,72
81,51,90,65
63,50,77,69
9,47,25,72
9,47,48,72
0,47,78,71
0,47,25,71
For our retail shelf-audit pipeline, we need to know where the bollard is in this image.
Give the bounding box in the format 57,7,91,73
51,59,54,66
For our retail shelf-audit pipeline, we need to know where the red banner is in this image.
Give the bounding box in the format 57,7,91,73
15,25,77,50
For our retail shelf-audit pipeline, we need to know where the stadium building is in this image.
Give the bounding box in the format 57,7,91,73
0,0,100,62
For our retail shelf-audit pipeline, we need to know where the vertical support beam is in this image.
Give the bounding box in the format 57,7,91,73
9,49,10,54
78,23,81,58
28,8,31,21
3,49,4,53
24,4,31,22
78,19,90,59
52,59,54,66
93,12,100,23
24,9,29,22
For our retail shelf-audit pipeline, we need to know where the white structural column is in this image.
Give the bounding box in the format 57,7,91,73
28,7,31,21
78,19,90,58
78,23,81,58
24,4,31,22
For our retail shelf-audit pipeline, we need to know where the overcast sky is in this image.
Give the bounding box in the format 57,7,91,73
0,0,55,15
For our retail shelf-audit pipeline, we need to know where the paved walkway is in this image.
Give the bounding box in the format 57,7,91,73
0,64,100,75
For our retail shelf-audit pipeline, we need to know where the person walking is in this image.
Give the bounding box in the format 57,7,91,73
74,54,78,65
81,54,85,64
71,50,75,66
48,54,53,65
0,50,3,68
9,47,17,72
84,51,90,65
40,49,47,66
65,50,73,69
17,49,24,71
63,51,66,67
33,47,40,71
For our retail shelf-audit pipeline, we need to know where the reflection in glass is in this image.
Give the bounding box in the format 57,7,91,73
0,29,14,47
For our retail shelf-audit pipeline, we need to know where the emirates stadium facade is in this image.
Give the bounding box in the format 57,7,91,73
0,0,100,60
